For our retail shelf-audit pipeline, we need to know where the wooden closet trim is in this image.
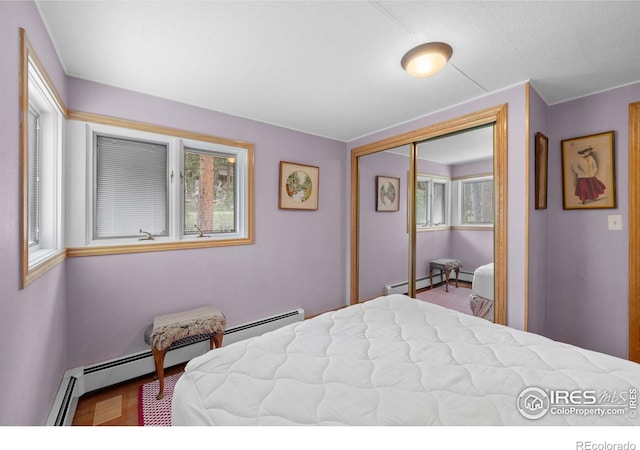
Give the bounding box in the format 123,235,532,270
629,101,640,362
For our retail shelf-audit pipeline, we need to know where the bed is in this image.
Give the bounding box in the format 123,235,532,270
171,294,640,426
470,262,494,321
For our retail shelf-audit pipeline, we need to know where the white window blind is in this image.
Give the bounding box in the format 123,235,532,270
28,106,40,246
95,135,168,239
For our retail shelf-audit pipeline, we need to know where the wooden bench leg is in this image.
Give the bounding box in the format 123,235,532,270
210,332,224,350
151,346,169,400
444,268,450,292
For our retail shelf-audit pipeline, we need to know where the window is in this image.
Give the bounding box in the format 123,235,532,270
459,176,494,225
27,106,41,246
65,117,254,255
416,175,449,229
184,149,236,235
95,135,168,239
20,29,66,288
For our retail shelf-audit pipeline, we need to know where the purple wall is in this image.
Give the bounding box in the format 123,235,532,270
0,2,69,425
65,78,348,367
545,82,640,359
358,151,410,299
350,84,529,329
528,87,550,335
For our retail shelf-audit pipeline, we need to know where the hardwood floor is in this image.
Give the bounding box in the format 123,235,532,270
72,363,186,426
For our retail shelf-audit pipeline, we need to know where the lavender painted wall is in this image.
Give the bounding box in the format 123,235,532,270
0,2,68,425
65,78,348,367
528,86,550,336
350,84,528,329
545,82,640,359
358,150,410,299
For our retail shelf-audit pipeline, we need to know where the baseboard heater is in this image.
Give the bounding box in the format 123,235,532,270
46,308,304,425
384,272,474,295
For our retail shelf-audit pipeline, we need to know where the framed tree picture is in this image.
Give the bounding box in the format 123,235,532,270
534,132,548,210
376,176,400,212
561,130,616,210
279,161,319,210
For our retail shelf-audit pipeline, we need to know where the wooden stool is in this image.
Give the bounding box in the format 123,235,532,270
429,258,462,292
148,306,226,399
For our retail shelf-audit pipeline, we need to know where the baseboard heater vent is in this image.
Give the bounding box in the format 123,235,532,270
48,308,304,425
384,272,473,295
46,374,80,426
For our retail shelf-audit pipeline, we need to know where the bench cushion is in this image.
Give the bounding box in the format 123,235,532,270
149,307,226,351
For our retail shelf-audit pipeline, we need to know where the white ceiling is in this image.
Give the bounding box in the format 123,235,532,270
36,1,640,142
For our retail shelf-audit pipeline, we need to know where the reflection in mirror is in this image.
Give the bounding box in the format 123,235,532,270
351,104,507,324
358,145,411,302
413,125,496,321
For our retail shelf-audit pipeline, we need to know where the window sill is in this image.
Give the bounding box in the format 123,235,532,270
67,236,254,257
451,225,494,231
24,248,66,288
417,225,451,233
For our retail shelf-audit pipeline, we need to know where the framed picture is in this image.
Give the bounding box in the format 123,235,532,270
561,130,616,210
279,161,319,210
376,176,400,212
534,132,548,210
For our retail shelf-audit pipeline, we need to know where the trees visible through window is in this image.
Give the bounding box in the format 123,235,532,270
71,121,252,252
184,150,236,234
462,178,494,224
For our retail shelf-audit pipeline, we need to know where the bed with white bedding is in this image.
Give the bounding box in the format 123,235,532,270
470,262,494,321
171,294,640,426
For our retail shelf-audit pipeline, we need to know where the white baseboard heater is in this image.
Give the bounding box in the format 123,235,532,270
46,308,304,426
384,272,473,295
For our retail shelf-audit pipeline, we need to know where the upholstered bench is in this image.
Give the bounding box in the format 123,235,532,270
144,306,226,399
428,258,462,293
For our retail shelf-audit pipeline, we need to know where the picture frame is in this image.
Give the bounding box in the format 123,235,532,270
561,130,616,210
279,161,319,210
534,132,548,210
376,176,400,212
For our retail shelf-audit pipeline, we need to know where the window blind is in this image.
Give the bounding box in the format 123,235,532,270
95,135,168,239
28,107,40,245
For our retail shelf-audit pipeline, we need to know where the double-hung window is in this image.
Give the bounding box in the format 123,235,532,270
66,119,253,255
21,30,66,288
416,175,450,230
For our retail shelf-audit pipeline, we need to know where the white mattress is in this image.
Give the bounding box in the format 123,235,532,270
172,294,640,426
472,262,494,301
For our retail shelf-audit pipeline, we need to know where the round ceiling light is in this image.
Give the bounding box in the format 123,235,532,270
401,42,453,78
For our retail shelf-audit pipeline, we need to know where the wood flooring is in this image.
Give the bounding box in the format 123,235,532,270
72,363,185,426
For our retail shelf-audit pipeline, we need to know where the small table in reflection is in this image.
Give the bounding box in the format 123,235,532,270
429,258,462,293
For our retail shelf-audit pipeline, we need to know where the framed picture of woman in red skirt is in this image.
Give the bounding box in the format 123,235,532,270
561,130,616,210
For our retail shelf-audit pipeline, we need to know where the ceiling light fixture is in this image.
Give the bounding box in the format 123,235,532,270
401,42,453,78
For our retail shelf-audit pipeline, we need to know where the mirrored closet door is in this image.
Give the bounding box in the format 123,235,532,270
414,126,495,322
350,105,507,325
